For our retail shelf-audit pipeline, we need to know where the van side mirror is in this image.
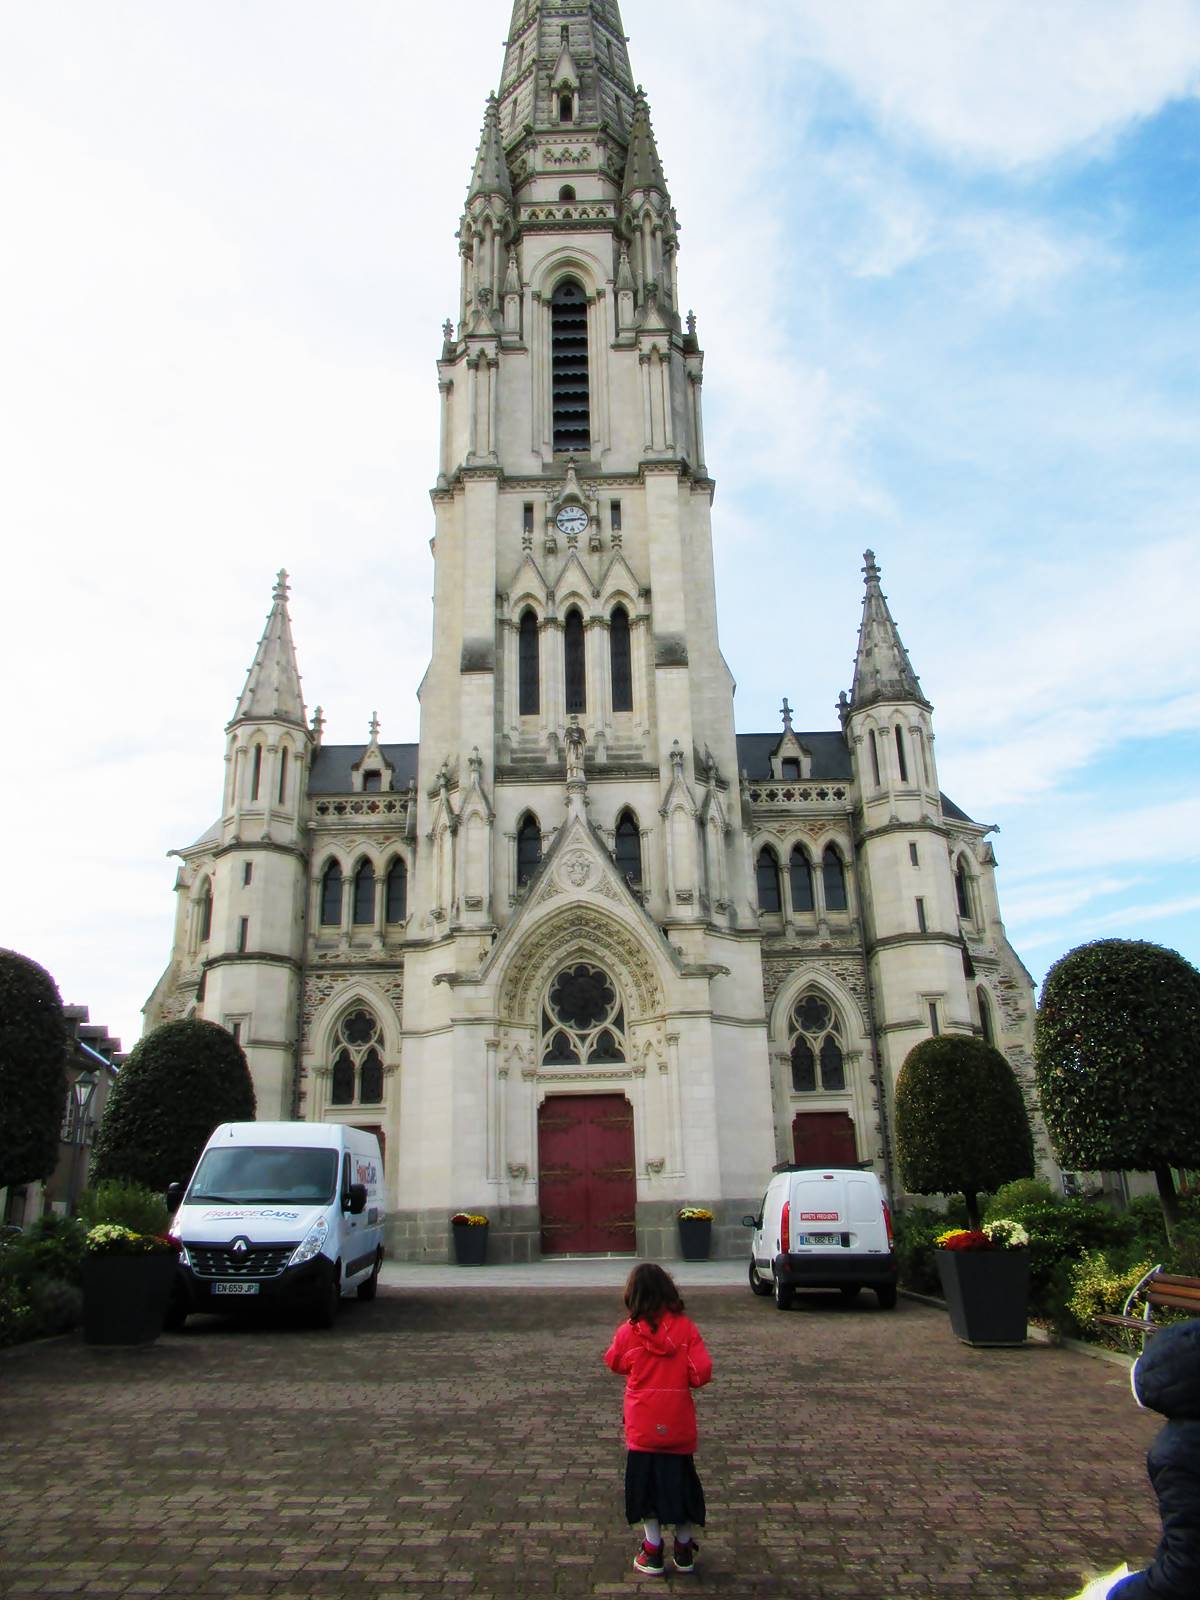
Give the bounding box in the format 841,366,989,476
742,1214,761,1229
166,1183,185,1214
346,1183,368,1216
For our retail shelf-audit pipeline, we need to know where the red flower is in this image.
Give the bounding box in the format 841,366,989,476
941,1229,993,1251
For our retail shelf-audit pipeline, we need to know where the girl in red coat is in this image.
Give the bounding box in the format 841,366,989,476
604,1262,713,1576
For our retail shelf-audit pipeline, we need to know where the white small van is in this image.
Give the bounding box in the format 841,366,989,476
744,1165,897,1310
166,1122,386,1328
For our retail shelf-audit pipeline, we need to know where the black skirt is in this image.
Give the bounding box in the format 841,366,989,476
624,1450,706,1527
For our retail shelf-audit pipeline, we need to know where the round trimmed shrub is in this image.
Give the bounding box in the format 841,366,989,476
0,949,67,1191
895,1035,1034,1229
91,1019,255,1191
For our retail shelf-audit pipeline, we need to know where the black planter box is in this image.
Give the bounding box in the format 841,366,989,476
678,1217,712,1261
82,1253,178,1346
936,1248,1029,1347
452,1223,488,1266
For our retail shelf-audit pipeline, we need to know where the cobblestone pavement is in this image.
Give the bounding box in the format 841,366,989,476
0,1287,1161,1600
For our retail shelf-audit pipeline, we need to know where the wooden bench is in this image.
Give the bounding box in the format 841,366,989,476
1096,1265,1200,1341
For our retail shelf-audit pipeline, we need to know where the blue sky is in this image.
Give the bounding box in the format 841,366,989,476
0,1,1197,1050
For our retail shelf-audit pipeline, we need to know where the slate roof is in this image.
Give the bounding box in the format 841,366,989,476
735,731,853,781
308,744,419,795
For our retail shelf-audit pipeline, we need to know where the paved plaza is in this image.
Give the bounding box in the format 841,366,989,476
0,1273,1162,1600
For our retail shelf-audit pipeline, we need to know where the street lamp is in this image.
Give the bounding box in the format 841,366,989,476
68,1070,99,1214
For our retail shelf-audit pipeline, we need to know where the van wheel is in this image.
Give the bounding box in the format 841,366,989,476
773,1277,794,1311
313,1269,341,1329
357,1252,382,1302
838,1285,860,1304
749,1261,772,1297
876,1285,898,1310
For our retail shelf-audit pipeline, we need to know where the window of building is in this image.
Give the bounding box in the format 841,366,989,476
610,498,622,532
559,184,576,202
564,607,586,712
909,841,919,867
386,857,408,924
955,857,972,919
756,846,782,913
237,917,249,953
229,1020,242,1045
362,770,382,793
928,1000,941,1037
278,747,289,804
199,883,213,942
822,846,848,912
250,745,262,802
540,962,625,1066
781,758,801,779
523,501,534,537
610,604,632,712
550,278,590,452
869,729,881,787
330,1008,384,1107
789,846,814,913
788,991,846,1093
559,94,573,122
894,724,909,783
352,861,375,925
517,815,542,886
519,607,540,715
978,986,994,1045
320,861,343,926
614,809,641,884
916,897,927,933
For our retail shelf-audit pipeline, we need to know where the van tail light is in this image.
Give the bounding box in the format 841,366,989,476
883,1201,894,1247
780,1200,790,1253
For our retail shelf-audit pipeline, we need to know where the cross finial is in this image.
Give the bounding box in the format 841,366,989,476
273,568,289,602
862,549,881,585
781,697,793,733
368,710,380,744
442,318,454,343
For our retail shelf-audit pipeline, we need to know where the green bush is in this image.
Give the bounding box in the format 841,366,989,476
91,1019,255,1191
1067,1252,1155,1343
0,1279,33,1347
1166,1220,1200,1276
984,1178,1055,1219
1011,1199,1131,1320
27,1277,82,1336
0,949,67,1191
78,1180,169,1238
0,1215,86,1293
892,1206,968,1295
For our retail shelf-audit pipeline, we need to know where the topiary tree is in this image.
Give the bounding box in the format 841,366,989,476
1035,939,1200,1242
0,949,67,1192
894,1035,1035,1229
91,1019,256,1191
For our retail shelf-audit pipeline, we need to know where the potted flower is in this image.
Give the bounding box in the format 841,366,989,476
894,1036,1036,1348
677,1207,714,1261
81,1224,181,1346
934,1221,1031,1346
450,1212,489,1266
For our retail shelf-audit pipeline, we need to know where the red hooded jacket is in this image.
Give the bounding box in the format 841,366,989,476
604,1311,713,1454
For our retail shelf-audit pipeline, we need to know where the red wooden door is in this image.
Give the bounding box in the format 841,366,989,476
538,1094,636,1255
792,1111,858,1168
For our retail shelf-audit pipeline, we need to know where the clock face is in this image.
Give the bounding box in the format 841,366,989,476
555,505,589,537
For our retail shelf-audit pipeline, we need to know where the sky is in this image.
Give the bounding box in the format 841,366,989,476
1,0,1198,1053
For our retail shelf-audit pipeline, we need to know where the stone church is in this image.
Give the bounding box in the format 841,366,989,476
146,0,1043,1261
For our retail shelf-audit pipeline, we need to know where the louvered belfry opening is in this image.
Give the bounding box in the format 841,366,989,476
551,278,590,453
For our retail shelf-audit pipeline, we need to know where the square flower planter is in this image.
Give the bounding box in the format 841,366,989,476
82,1254,179,1346
677,1216,712,1261
936,1248,1029,1347
451,1222,489,1266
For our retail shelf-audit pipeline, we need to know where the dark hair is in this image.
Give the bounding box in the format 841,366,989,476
624,1262,684,1329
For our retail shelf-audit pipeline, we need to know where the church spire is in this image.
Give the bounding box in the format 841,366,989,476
228,569,308,731
497,0,637,146
849,550,930,711
466,93,512,208
622,89,668,202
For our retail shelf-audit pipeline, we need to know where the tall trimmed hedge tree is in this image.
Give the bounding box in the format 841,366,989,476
1035,939,1200,1239
895,1035,1034,1229
0,949,68,1191
91,1019,256,1191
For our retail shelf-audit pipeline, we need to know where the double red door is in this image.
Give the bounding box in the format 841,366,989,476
538,1094,636,1255
792,1111,858,1168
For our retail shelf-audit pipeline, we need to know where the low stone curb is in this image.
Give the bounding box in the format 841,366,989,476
901,1287,1135,1366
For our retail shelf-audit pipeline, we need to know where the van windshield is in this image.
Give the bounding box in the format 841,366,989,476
187,1147,338,1205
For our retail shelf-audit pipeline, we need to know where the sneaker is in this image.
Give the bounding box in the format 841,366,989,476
673,1537,698,1573
633,1540,665,1576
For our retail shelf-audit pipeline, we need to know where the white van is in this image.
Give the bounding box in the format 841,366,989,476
166,1122,386,1328
744,1165,897,1310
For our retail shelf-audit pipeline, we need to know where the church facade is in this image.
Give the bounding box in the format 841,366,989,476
146,0,1046,1261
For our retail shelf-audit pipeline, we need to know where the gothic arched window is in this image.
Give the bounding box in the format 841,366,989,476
516,814,542,886
789,991,847,1093
352,860,375,925
610,604,632,712
789,846,814,913
551,278,590,453
956,857,972,919
756,847,782,914
894,724,909,783
559,93,573,123
559,184,576,202
250,744,263,802
977,985,994,1045
331,1050,354,1105
386,857,408,924
614,809,641,885
278,746,289,804
198,881,213,944
330,1008,384,1106
319,861,343,927
564,607,586,712
519,608,540,715
869,729,881,787
541,963,625,1066
822,846,848,912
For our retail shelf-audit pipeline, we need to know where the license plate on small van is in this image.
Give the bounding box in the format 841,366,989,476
212,1281,259,1295
796,1233,841,1247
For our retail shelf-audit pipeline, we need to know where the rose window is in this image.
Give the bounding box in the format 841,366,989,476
788,991,846,1093
331,1008,385,1105
541,964,625,1066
